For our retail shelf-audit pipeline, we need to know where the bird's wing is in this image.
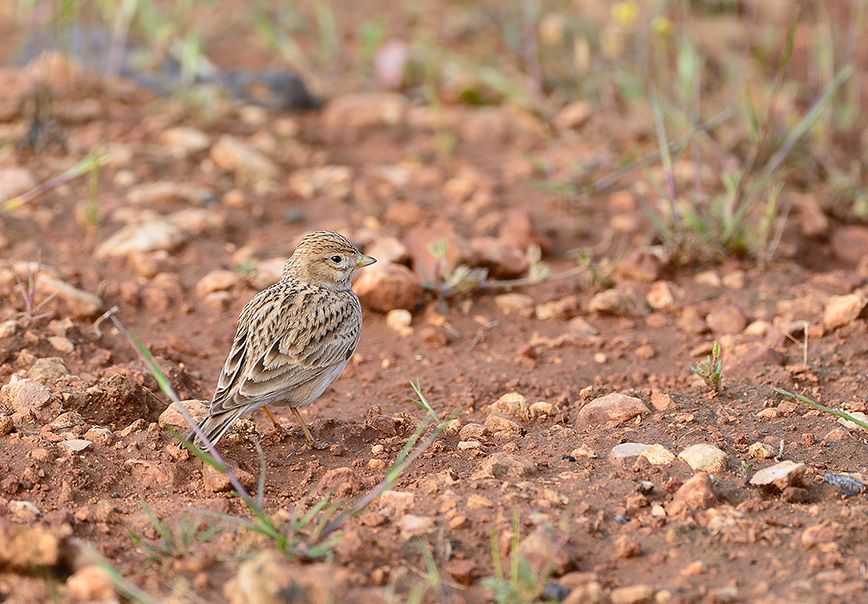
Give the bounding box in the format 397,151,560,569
208,284,361,415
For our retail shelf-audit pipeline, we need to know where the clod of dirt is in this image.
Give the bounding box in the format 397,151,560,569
398,514,435,539
0,377,52,414
576,392,650,428
830,225,868,265
588,289,648,317
157,399,210,431
353,263,423,312
322,92,408,131
706,304,748,335
468,237,528,278
471,452,536,479
495,293,535,317
65,564,117,602
225,551,350,604
487,392,531,422
646,281,678,311
749,460,809,491
822,293,867,330
518,525,571,574
747,442,776,459
62,373,163,427
202,462,255,494
617,247,667,283
535,295,582,321
0,521,67,571
668,472,718,517
677,444,728,473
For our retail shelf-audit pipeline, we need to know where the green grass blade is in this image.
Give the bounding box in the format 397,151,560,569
775,388,868,430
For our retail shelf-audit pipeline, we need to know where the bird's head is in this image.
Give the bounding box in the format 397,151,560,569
283,230,376,289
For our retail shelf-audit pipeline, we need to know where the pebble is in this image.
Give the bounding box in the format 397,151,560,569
59,439,92,453
830,225,868,265
211,135,278,185
225,553,348,604
471,452,535,479
610,584,655,604
646,281,677,311
95,221,186,259
576,392,650,428
0,377,52,413
488,392,531,422
36,275,103,318
649,390,676,411
588,289,647,317
706,304,747,335
323,92,409,130
196,270,241,296
0,523,60,570
365,237,410,266
458,423,485,440
678,444,728,473
749,460,808,490
519,525,570,574
484,413,523,435
554,101,591,130
65,564,117,602
748,442,776,459
353,263,423,312
378,490,415,513
495,293,535,317
9,499,42,521
668,472,717,517
288,165,352,201
47,336,74,353
617,246,666,282
641,444,675,465
398,514,434,539
469,237,529,278
158,400,210,432
823,472,864,497
608,443,650,466
823,293,866,329
160,126,211,154
535,295,582,320
127,181,212,206
458,440,482,450
385,309,413,336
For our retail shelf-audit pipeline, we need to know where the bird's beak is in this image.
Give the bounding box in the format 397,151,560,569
355,255,377,269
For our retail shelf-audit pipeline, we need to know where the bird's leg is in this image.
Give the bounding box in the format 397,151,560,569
260,407,290,442
290,407,328,450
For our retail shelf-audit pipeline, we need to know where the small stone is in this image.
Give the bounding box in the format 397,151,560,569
378,490,415,514
211,135,278,185
0,378,52,413
84,427,113,445
202,463,255,493
608,443,651,466
823,293,866,329
353,263,423,312
467,494,494,509
748,442,776,459
160,126,211,154
554,101,591,130
445,558,476,586
0,522,60,570
484,413,523,435
749,460,808,490
519,525,570,574
617,247,666,282
830,225,868,265
27,358,70,383
706,305,747,335
650,390,675,411
127,181,212,206
567,317,599,335
158,400,210,432
366,237,409,266
495,293,535,317
530,401,556,417
610,584,655,604
669,472,717,517
458,423,485,440
535,295,582,321
837,411,868,432
385,309,413,336
288,166,352,201
0,415,13,436
323,92,408,130
614,535,642,559
0,320,18,338
576,393,650,428
471,452,535,479
225,552,348,604
47,336,74,353
398,514,434,539
59,439,92,453
95,221,186,259
457,440,482,450
35,275,103,318
678,444,728,473
564,582,608,604
588,289,647,317
469,237,529,278
488,392,530,422
196,270,240,296
646,281,677,310
66,564,117,602
9,500,42,521
641,444,675,465
680,560,707,577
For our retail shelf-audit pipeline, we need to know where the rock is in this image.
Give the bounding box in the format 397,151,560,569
35,275,103,318
0,415,12,436
444,558,476,586
498,209,549,252
385,308,413,336
678,444,728,473
567,317,599,335
617,247,666,282
95,221,186,258
488,392,531,422
822,293,866,329
288,165,352,201
353,263,423,312
225,551,349,604
830,225,868,265
838,411,868,432
564,582,608,604
519,525,570,574
749,460,808,490
170,207,225,235
47,336,74,353
748,442,776,459
160,126,211,154
398,514,434,539
404,221,471,278
588,289,647,317
669,472,717,517
484,413,523,435
248,257,287,289
469,237,528,278
378,490,415,514
202,462,256,494
800,521,842,550
158,400,210,432
366,237,410,266
608,443,650,466
127,181,212,206
554,101,591,130
649,390,675,411
66,564,117,602
576,393,650,428
9,500,42,521
471,453,536,479
26,357,70,383
641,444,676,465
196,270,241,296
64,373,163,427
535,295,582,320
0,521,60,570
458,423,484,440
530,401,556,417
706,305,747,335
0,167,36,201
59,439,92,453
610,584,655,604
0,377,52,413
211,135,278,185
646,281,677,311
323,92,408,130
495,293,535,317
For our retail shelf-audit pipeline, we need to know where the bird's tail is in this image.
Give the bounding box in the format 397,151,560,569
184,408,246,449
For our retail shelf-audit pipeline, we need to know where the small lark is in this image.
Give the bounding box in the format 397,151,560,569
190,231,376,448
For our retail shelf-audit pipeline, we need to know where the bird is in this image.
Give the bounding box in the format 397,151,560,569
188,230,376,449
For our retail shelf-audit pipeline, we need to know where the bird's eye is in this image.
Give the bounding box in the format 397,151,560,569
329,255,342,264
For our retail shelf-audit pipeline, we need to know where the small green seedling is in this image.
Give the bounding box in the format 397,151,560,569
692,341,723,393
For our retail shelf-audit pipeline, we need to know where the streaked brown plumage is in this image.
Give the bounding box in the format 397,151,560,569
189,231,375,448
